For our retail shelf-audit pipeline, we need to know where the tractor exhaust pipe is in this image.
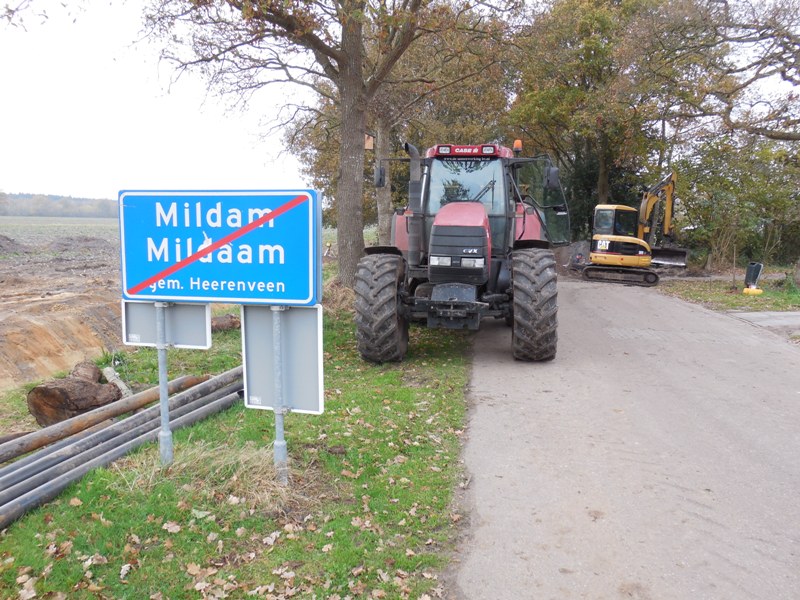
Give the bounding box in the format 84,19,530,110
404,142,423,267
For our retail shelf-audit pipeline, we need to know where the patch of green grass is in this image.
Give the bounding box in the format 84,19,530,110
97,328,243,390
0,304,471,598
660,276,800,311
0,384,39,435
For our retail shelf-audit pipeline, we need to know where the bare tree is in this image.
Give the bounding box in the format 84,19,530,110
2,0,32,25
2,1,85,27
634,0,800,141
285,7,511,245
146,0,432,287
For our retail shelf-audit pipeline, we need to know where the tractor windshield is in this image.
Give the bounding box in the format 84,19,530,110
426,158,506,217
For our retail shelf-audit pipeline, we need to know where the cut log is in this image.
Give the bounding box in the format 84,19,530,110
211,313,241,332
70,361,102,382
27,378,122,427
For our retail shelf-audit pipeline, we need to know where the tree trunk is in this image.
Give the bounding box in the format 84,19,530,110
335,12,367,288
375,116,393,246
211,313,241,332
795,259,800,286
596,142,610,204
28,378,123,427
27,361,122,426
703,251,713,272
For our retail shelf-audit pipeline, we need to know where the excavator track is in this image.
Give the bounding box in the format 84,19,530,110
581,265,659,287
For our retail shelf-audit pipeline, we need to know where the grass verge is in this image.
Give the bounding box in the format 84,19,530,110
0,301,472,599
659,275,800,312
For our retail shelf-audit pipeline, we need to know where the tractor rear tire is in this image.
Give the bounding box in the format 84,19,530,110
354,254,409,363
511,249,558,361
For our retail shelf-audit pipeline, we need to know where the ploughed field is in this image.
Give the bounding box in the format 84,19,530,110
0,217,122,392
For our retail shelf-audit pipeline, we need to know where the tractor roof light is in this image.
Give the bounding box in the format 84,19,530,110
513,139,522,156
481,145,496,155
437,145,451,155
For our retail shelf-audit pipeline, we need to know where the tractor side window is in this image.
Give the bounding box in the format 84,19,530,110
515,159,571,246
426,158,505,216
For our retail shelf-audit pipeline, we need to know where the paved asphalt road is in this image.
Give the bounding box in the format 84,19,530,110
447,280,800,600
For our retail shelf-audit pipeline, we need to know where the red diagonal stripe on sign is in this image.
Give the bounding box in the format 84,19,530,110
127,193,309,296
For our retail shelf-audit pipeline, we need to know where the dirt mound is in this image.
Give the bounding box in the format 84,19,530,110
554,241,590,278
0,218,123,392
46,235,114,254
0,234,26,254
0,298,121,390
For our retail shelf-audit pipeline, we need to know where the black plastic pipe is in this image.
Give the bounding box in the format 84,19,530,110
0,379,242,497
0,391,241,530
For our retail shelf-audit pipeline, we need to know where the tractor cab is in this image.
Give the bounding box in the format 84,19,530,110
423,144,517,256
419,144,570,260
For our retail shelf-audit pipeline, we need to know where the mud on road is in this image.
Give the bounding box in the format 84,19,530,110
0,217,122,392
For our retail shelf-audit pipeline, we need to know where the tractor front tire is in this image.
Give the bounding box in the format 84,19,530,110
511,249,558,361
354,254,409,363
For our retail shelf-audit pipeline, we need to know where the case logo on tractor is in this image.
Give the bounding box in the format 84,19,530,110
430,144,508,158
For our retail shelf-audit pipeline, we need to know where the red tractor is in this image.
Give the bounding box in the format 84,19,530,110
354,141,570,362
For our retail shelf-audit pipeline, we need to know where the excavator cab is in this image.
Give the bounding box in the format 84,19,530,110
593,206,638,237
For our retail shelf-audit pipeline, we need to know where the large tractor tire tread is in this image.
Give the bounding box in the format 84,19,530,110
511,249,558,361
354,254,409,363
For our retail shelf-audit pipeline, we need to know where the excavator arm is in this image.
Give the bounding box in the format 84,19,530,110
637,171,677,245
637,171,686,267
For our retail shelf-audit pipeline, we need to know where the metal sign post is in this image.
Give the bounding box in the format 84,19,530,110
122,300,211,466
155,302,173,465
241,305,323,414
271,306,288,485
241,304,324,486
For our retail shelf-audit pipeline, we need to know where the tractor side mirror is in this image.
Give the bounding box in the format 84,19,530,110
545,166,561,190
374,164,386,188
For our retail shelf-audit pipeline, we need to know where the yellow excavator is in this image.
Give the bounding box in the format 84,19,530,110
582,172,688,287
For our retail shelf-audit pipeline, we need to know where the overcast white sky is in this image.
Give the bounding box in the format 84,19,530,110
0,1,306,200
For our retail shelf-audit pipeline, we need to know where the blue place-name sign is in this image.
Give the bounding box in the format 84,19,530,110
119,190,320,305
